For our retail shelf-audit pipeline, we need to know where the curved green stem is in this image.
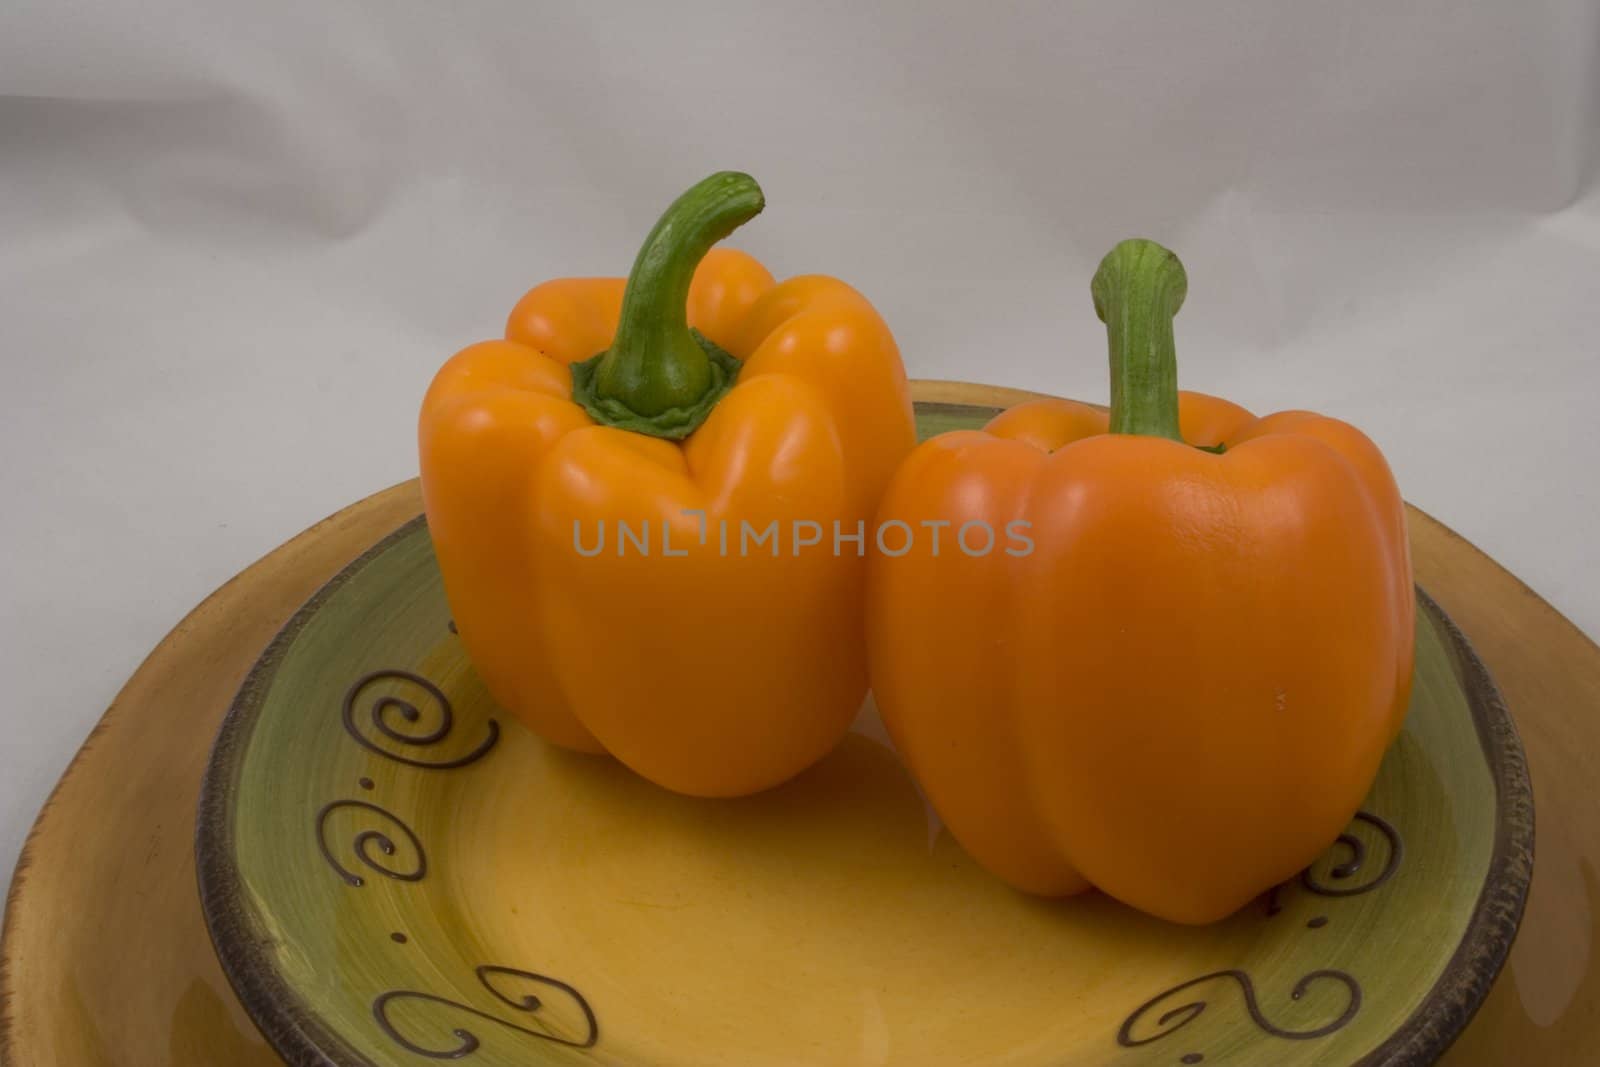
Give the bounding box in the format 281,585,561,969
1091,238,1188,441
571,171,763,439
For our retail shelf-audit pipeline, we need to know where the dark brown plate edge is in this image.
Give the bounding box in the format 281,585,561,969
195,514,428,1067
1354,589,1536,1066
192,406,1537,1067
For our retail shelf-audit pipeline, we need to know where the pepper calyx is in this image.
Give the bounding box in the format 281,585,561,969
571,330,741,440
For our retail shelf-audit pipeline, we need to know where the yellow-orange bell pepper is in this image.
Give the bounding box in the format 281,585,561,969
420,173,915,797
867,239,1414,923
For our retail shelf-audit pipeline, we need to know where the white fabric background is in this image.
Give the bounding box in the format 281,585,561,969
2,1,1597,888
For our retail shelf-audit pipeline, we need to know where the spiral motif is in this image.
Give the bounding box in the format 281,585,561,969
1301,812,1403,897
315,800,427,887
342,669,498,769
1264,811,1404,917
1118,968,1361,1054
373,966,598,1058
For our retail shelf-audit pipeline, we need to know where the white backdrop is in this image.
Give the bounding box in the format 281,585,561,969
2,1,1597,885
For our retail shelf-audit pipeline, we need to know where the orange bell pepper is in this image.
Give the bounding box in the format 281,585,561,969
867,239,1414,923
420,173,915,797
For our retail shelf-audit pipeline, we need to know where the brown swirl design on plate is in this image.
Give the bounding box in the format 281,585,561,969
1118,969,1361,1063
315,800,427,887
373,965,599,1058
342,669,498,770
1265,811,1403,918
1302,812,1403,897
1122,812,1399,1059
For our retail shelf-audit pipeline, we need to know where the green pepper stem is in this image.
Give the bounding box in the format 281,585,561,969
572,172,762,439
1091,238,1188,440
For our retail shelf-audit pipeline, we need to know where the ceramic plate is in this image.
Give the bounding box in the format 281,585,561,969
197,402,1533,1067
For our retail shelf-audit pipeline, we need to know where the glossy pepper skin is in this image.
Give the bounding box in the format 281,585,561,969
419,173,915,797
867,239,1413,923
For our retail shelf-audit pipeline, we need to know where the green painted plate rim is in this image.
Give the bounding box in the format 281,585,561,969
196,410,1535,1067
